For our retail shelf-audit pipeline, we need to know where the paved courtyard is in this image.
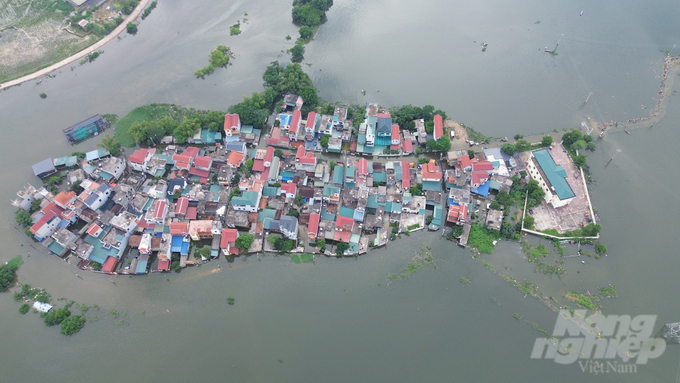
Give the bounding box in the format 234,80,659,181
529,143,593,233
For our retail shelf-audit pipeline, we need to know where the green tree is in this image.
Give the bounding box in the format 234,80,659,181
290,43,305,63
19,303,30,314
298,86,318,108
294,195,304,206
570,140,586,152
595,244,607,255
279,63,314,95
467,150,475,158
425,121,434,134
44,307,71,326
581,223,601,237
409,186,422,196
129,120,150,144
173,118,201,144
228,92,270,127
203,111,224,132
274,148,284,158
515,139,530,152
60,315,85,335
586,142,597,151
495,190,514,207
435,136,451,151
287,208,299,218
489,201,501,210
70,180,83,193
501,143,516,155
316,238,326,252
0,256,22,291
209,45,233,67
335,240,349,256
171,261,181,272
561,129,583,147
541,135,553,147
514,133,524,140
573,154,587,168
263,61,283,89
16,210,32,226
425,138,436,151
235,234,254,252
97,134,122,156
319,135,330,148
245,159,254,170
292,3,323,26
299,25,313,40
524,216,535,229
126,22,138,35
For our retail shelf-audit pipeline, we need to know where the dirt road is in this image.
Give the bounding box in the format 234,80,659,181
0,0,152,91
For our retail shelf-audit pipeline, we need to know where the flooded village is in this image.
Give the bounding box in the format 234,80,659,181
13,96,597,275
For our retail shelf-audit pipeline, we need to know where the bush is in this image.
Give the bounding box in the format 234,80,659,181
60,315,85,335
126,22,138,35
19,303,30,314
44,307,71,327
39,92,47,99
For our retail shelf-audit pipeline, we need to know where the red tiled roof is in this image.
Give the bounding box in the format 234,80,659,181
86,223,102,237
390,144,400,150
308,213,320,237
170,222,189,235
471,171,488,186
402,140,413,152
183,147,200,159
224,113,240,131
253,159,265,172
220,228,238,248
129,148,153,164
194,156,212,169
391,124,400,140
137,219,156,229
228,151,244,166
53,191,76,208
422,160,442,181
459,154,472,169
299,151,316,165
189,167,210,178
296,145,305,158
336,216,354,231
290,109,301,132
377,113,391,118
434,114,444,139
472,161,494,171
185,207,198,220
175,197,189,215
264,146,274,163
357,158,368,175
447,204,468,223
402,161,411,189
102,256,118,273
280,182,296,196
30,210,56,234
260,167,270,181
153,200,167,220
333,230,352,243
305,112,316,129
158,259,170,271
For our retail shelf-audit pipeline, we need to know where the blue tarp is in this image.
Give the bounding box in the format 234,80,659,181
471,181,491,197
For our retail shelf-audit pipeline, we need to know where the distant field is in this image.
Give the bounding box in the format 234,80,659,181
114,104,215,147
0,0,96,82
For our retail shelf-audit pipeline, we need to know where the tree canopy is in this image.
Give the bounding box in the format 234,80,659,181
228,92,271,127
541,135,553,147
97,134,122,156
235,234,254,252
173,118,201,144
290,43,305,63
561,129,583,147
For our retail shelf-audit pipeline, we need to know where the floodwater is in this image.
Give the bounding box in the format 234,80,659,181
0,0,679,381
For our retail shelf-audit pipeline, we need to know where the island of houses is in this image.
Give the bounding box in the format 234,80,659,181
15,96,595,274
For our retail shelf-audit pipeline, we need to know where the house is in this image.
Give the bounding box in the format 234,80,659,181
110,211,140,233
402,139,413,155
322,184,340,203
283,94,304,111
376,113,392,139
471,171,489,188
53,191,77,209
327,137,342,153
447,204,468,225
305,111,319,141
458,154,472,172
433,114,444,140
336,215,354,232
472,160,494,174
149,199,169,224
33,302,53,313
224,113,241,137
174,196,189,218
288,109,302,141
32,158,57,178
264,147,275,168
421,160,442,182
271,215,298,240
231,191,261,212
169,222,189,236
486,209,503,231
128,148,156,173
280,182,297,199
30,210,61,242
415,119,427,145
96,156,125,181
227,151,245,168
189,220,221,241
82,182,112,211
391,124,400,148
194,156,213,171
220,228,240,255
172,154,193,171
525,149,576,208
308,212,320,241
295,146,317,172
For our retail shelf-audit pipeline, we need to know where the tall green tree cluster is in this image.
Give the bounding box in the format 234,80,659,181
390,105,447,131
292,0,333,27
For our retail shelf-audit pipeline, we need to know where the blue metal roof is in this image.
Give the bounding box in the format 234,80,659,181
533,149,575,200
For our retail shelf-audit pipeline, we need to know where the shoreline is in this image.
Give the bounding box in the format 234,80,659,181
0,0,152,92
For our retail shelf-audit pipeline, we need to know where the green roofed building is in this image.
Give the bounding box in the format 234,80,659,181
528,149,576,208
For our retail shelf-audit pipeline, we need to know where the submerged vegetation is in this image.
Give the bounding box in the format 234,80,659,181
0,256,23,291
195,45,234,79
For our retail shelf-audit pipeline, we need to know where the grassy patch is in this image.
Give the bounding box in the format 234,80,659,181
468,224,499,254
565,292,597,311
598,285,617,298
299,253,314,263
290,254,301,263
114,104,212,146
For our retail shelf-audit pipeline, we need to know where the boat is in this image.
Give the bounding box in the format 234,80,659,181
580,10,584,16
625,130,630,135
